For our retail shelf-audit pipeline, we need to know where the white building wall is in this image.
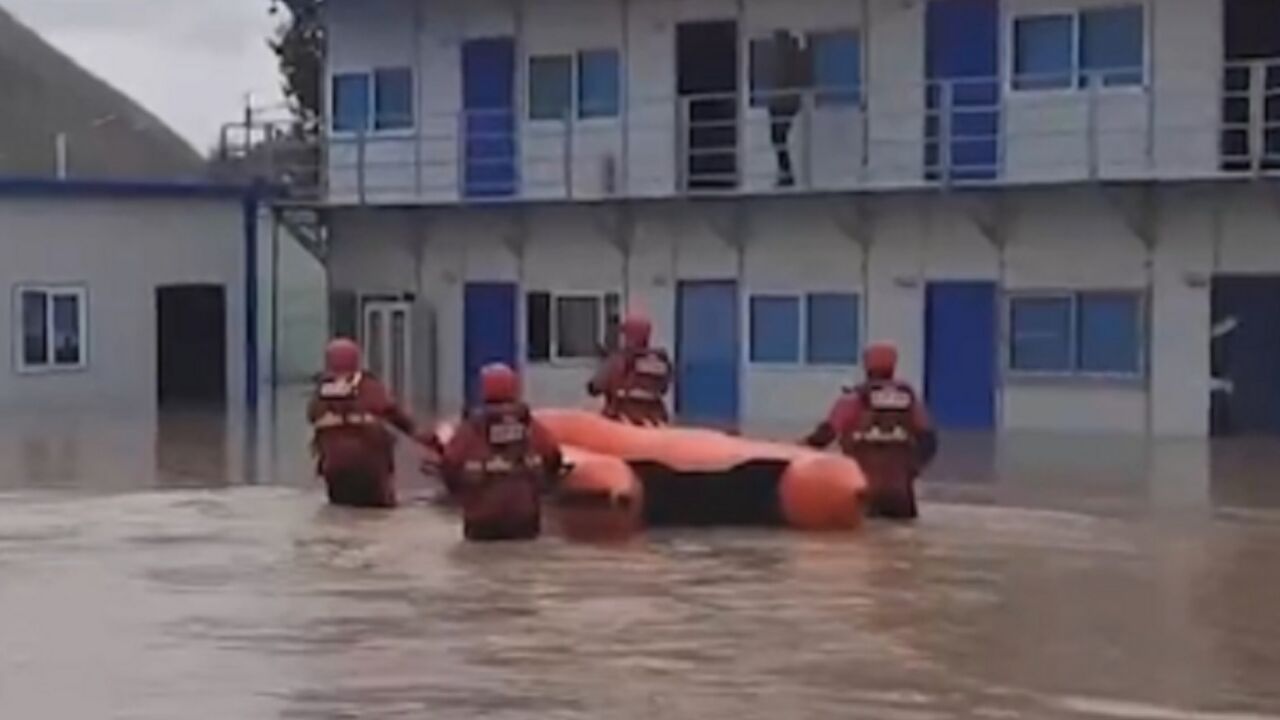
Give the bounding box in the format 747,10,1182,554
325,0,1229,204
327,184,1280,437
865,0,926,188
1001,189,1150,433
999,0,1221,184
864,197,929,390
742,199,863,427
0,197,249,413
521,207,626,408
1150,0,1221,180
326,0,421,203
1151,186,1213,437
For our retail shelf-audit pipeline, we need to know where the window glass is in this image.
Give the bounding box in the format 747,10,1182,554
529,55,573,121
1009,296,1073,371
332,73,371,132
1079,6,1144,87
1077,292,1141,373
51,293,81,366
1013,15,1074,90
21,289,48,367
578,50,621,118
555,296,602,359
374,67,414,129
806,293,860,364
750,295,801,363
526,292,552,362
810,31,861,107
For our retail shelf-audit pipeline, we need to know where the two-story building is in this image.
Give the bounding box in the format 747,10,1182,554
300,0,1280,437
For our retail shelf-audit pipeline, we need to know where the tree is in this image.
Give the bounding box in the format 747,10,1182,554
269,0,325,137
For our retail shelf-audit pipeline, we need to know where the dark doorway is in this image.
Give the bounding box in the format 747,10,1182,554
1210,275,1280,436
157,285,228,409
677,20,739,191
1221,0,1280,171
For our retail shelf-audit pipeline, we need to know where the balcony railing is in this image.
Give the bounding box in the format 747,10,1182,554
226,60,1280,206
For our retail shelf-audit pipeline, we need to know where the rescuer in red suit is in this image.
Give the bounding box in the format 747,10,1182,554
588,313,673,426
442,363,564,541
803,342,938,519
308,338,419,508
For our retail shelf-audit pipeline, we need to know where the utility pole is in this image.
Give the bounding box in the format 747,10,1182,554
243,91,255,157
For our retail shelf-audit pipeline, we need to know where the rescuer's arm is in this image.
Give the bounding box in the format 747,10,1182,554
802,395,857,449
911,397,939,468
587,355,620,397
530,420,565,488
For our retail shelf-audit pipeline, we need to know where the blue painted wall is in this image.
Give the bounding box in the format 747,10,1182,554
676,281,740,428
463,282,518,405
925,281,997,429
462,38,518,198
925,0,1000,181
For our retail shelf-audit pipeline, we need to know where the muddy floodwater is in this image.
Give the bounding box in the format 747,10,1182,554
3,393,1280,719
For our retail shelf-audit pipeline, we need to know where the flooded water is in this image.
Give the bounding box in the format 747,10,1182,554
3,391,1280,719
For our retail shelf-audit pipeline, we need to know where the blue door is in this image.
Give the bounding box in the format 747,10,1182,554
463,282,518,405
925,0,999,181
1211,276,1280,435
676,281,740,428
925,281,997,429
462,37,517,198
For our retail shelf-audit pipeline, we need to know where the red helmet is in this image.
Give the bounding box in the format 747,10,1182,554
863,342,898,380
325,338,361,375
620,313,652,348
480,363,520,403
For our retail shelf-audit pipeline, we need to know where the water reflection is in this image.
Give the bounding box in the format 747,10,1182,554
0,394,1279,718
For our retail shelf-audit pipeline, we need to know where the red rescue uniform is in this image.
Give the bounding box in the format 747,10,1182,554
308,371,416,508
443,401,563,541
804,344,937,519
588,347,673,426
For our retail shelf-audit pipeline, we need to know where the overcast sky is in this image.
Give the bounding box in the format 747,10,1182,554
4,0,286,150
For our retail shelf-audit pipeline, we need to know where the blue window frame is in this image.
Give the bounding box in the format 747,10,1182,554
1008,291,1144,376
374,67,414,130
806,293,860,365
1079,6,1144,88
332,73,371,132
750,295,801,364
529,55,573,121
810,31,861,107
578,49,621,119
1013,14,1074,90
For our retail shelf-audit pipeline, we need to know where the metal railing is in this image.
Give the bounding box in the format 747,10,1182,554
222,60,1280,206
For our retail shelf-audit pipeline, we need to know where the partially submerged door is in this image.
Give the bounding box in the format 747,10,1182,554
925,281,997,429
463,282,518,405
1210,275,1280,435
676,280,740,428
157,284,227,409
361,299,413,407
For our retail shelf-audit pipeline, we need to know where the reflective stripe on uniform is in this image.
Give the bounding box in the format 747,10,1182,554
311,411,379,430
850,425,911,444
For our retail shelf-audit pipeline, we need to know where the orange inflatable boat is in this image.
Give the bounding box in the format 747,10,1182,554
538,409,867,533
429,411,866,540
